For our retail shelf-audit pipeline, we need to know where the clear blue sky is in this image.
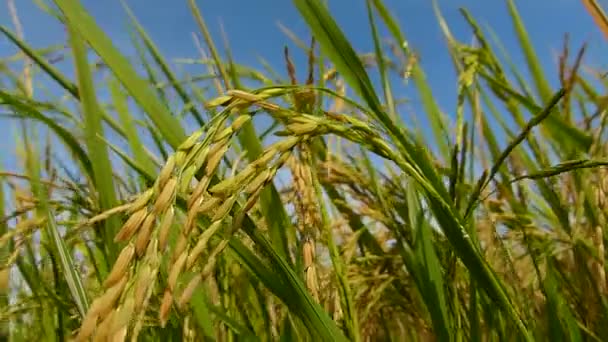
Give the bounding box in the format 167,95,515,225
1,0,607,172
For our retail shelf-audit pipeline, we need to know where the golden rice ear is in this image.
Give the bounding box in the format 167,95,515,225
159,289,173,328
103,245,135,289
284,46,298,85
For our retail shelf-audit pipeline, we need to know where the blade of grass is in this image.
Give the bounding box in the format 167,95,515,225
544,259,583,342
130,29,172,107
0,26,79,98
505,0,552,102
0,91,94,180
108,77,156,177
20,128,59,342
68,24,121,257
123,2,206,127
53,0,187,149
203,297,258,339
412,212,451,340
365,0,396,119
45,208,89,319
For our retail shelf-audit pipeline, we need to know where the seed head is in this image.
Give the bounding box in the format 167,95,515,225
74,310,99,342
157,155,176,189
173,234,188,263
205,144,228,176
174,150,188,168
230,115,251,131
178,275,202,309
103,244,135,289
196,196,221,216
127,189,154,214
303,240,315,269
179,164,198,194
115,208,147,242
178,129,204,151
212,195,237,221
243,169,271,195
134,266,153,311
186,221,223,270
286,121,319,135
158,207,175,251
93,275,128,319
212,126,234,143
159,289,173,327
153,178,177,214
93,309,114,342
205,95,233,108
168,251,188,291
135,213,156,257
109,297,135,335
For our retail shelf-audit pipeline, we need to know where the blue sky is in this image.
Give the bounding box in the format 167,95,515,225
3,0,605,84
1,0,608,173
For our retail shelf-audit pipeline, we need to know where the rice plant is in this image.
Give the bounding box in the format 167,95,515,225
2,0,608,340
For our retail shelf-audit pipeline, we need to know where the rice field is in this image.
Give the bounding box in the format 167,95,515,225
2,0,608,340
